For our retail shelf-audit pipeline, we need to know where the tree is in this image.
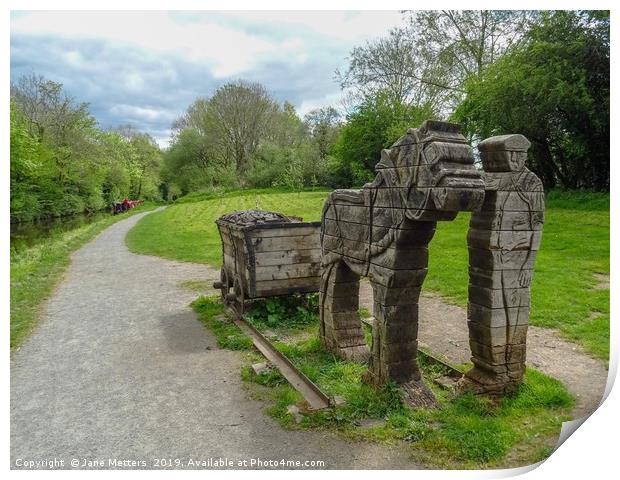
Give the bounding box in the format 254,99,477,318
454,11,609,190
337,11,533,114
98,131,133,203
173,81,279,178
10,74,162,221
128,134,162,197
11,73,96,146
304,107,341,160
410,10,532,80
207,81,279,175
269,101,308,148
331,91,435,186
10,100,45,220
336,27,444,111
168,81,332,191
161,127,232,195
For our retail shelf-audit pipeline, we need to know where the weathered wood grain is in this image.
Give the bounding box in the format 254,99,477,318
460,134,544,396
251,233,320,252
320,120,486,402
250,225,320,238
254,276,321,291
254,262,320,281
254,249,321,267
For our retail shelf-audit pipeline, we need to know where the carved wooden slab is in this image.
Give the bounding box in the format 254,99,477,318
459,134,544,395
319,120,486,405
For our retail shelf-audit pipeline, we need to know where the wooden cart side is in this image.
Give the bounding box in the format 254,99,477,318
218,222,255,298
241,227,258,298
247,222,321,297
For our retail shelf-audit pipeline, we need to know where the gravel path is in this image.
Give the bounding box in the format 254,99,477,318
11,209,417,470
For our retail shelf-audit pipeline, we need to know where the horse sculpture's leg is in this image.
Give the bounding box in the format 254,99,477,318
363,223,438,407
319,260,370,362
367,279,422,383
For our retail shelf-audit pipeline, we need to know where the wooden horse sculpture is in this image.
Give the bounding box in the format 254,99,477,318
319,120,486,405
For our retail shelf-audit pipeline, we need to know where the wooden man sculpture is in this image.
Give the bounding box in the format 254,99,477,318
319,120,485,405
459,134,544,395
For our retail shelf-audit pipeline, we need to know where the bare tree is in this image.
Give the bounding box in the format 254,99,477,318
337,11,535,114
336,28,444,110
10,73,94,143
411,10,533,81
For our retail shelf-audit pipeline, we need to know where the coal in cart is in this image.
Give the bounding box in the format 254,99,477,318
212,210,322,315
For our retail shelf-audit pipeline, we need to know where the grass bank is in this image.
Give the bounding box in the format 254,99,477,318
127,188,609,360
193,295,573,469
10,202,158,348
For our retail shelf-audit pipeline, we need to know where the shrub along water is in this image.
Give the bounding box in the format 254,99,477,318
10,75,162,222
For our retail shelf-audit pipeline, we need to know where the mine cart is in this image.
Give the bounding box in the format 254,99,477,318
213,210,322,314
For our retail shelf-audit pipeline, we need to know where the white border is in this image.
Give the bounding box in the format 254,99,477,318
4,1,616,478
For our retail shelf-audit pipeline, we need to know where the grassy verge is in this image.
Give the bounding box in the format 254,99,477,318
10,202,158,348
424,198,610,360
193,295,573,469
126,189,328,265
128,188,609,360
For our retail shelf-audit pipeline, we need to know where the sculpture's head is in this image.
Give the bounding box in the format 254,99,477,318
477,134,530,172
376,120,485,221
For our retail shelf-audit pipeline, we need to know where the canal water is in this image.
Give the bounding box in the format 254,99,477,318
10,211,111,253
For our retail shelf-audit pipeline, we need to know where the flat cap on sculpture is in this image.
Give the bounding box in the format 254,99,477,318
478,134,531,172
478,134,531,152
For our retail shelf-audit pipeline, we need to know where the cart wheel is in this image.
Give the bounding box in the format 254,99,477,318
217,267,230,302
231,274,245,316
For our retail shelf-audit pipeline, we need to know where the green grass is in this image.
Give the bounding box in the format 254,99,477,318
424,203,610,360
126,189,329,266
191,297,253,350
10,202,158,348
178,280,213,292
193,295,574,468
127,188,610,360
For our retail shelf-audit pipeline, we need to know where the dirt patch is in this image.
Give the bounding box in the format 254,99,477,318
358,280,608,419
587,311,603,321
593,273,610,289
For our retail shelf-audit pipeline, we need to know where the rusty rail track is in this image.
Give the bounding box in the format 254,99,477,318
233,315,332,411
360,316,464,384
234,312,463,409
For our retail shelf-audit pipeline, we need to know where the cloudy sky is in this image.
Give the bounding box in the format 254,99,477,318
10,11,406,147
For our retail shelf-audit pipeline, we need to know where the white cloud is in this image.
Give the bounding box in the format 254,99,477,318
11,11,404,78
225,11,404,43
11,12,323,78
11,11,406,144
62,50,83,66
152,131,174,149
296,91,345,117
125,73,145,91
109,104,176,123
